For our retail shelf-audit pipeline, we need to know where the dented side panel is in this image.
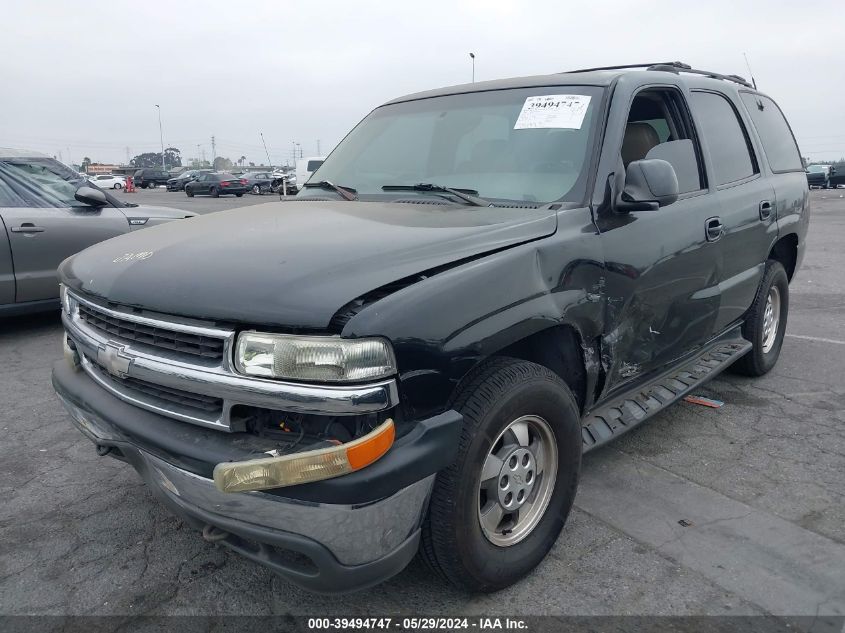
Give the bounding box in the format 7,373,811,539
344,207,605,420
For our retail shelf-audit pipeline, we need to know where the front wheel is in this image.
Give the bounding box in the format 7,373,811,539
252,185,261,195
236,193,244,197
114,182,123,190
210,187,219,198
421,358,581,592
185,187,194,197
730,260,789,376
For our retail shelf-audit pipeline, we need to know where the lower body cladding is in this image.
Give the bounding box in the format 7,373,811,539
52,361,461,593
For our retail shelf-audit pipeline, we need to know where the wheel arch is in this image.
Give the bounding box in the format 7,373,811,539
452,323,595,416
769,232,798,281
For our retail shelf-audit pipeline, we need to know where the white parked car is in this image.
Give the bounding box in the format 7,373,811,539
87,174,126,189
295,156,326,189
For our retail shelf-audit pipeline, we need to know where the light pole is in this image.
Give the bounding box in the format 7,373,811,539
155,104,165,171
469,52,475,83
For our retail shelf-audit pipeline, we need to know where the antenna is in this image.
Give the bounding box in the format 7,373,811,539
260,132,273,169
743,53,757,89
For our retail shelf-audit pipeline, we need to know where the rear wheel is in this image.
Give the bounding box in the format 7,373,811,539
421,358,581,592
210,187,219,198
730,260,789,376
114,182,123,190
236,193,244,197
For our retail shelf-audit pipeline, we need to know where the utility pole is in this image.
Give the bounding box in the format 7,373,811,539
125,146,130,165
211,135,216,166
469,52,475,83
260,132,273,169
316,139,321,155
155,105,165,171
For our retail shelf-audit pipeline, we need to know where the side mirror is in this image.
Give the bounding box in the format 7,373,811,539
616,159,679,212
75,185,108,207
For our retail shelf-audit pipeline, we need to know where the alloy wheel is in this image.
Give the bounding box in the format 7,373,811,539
477,415,558,547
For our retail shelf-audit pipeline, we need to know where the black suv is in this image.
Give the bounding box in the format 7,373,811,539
132,168,171,189
166,169,210,191
53,62,808,594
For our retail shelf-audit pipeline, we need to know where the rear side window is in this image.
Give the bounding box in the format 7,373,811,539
740,93,803,172
690,91,757,186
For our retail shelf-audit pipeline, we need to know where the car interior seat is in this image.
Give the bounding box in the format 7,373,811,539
621,122,660,167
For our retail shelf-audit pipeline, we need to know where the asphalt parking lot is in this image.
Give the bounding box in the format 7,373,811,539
0,190,843,617
122,185,280,215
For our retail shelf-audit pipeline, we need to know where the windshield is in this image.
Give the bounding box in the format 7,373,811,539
0,156,126,208
302,86,603,204
807,165,826,173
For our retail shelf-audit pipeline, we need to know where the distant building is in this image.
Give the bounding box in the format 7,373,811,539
86,163,121,174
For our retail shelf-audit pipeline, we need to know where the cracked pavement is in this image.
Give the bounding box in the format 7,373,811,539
0,190,843,616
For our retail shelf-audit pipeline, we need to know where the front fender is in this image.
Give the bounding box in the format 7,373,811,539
344,207,604,420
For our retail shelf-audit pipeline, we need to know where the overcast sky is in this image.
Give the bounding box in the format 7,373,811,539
2,0,842,167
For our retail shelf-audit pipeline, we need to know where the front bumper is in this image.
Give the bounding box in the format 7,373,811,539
52,360,462,592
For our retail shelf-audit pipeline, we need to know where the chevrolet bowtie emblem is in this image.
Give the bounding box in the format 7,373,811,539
98,342,133,378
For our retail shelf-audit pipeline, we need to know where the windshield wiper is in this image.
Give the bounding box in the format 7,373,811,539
302,180,358,201
382,183,491,207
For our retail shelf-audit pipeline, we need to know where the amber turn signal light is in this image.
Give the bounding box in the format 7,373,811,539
213,419,395,493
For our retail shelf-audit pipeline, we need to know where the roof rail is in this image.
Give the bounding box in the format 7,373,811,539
563,62,689,74
563,61,754,89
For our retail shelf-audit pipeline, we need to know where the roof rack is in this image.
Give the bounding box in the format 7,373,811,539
563,61,754,89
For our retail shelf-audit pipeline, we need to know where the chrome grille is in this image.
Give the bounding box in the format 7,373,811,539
78,304,225,361
62,288,400,432
87,359,222,414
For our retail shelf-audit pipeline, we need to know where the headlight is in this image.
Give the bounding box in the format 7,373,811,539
59,284,76,314
234,332,397,382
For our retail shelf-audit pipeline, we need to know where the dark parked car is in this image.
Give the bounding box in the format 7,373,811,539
132,169,171,189
53,62,808,594
805,164,836,188
185,172,247,197
240,171,275,195
166,170,210,191
0,148,194,316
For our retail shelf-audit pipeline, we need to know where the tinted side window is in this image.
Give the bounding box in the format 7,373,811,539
690,91,757,186
740,93,803,172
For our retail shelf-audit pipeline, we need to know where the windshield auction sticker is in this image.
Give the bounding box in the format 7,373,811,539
513,94,591,130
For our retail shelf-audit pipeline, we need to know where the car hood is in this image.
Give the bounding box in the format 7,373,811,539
59,200,557,329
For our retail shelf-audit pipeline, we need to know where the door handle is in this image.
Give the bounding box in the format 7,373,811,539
705,217,723,242
11,223,45,234
759,200,773,220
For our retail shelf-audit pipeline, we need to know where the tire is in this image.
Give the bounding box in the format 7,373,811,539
210,187,219,198
114,183,123,190
252,185,261,195
236,193,244,197
185,187,194,197
420,358,581,592
730,260,789,377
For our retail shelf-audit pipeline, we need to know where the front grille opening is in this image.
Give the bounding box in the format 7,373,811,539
87,358,223,415
79,304,225,361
